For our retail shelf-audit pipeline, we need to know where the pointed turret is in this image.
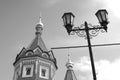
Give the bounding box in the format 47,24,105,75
13,16,57,64
28,17,48,51
64,54,77,80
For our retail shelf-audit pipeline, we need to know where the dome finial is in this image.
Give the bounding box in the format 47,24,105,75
35,14,44,35
66,53,74,69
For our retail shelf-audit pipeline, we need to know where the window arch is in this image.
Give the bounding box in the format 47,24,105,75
26,51,33,56
42,53,48,58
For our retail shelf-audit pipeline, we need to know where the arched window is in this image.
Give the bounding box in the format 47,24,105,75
42,53,48,58
26,52,33,56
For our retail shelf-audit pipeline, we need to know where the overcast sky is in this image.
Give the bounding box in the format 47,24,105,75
1,0,120,80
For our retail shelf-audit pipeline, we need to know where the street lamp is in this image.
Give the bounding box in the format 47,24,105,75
62,12,75,34
62,9,109,80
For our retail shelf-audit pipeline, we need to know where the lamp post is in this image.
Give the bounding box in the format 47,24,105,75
62,9,109,80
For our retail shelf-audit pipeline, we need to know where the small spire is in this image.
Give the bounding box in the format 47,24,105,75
66,54,74,69
35,15,44,35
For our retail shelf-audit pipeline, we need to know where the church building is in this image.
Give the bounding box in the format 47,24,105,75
13,17,77,80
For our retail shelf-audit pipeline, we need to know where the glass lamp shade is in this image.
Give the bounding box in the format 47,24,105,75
95,9,108,26
62,12,75,34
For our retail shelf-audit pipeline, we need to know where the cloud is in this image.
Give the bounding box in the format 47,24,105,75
93,0,120,18
97,59,120,80
74,56,91,72
73,56,120,80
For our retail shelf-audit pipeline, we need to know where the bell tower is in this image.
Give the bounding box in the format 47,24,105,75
13,17,58,80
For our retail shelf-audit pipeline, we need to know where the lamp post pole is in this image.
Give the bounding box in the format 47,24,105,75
85,21,97,80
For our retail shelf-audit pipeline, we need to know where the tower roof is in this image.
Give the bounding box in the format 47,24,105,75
13,17,58,69
64,70,77,80
64,54,77,80
27,34,48,51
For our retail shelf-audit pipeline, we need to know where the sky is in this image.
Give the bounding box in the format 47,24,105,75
1,0,120,80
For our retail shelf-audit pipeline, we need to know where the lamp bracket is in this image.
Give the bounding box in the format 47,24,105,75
71,23,106,39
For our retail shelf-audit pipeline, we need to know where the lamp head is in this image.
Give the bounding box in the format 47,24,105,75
95,9,109,31
62,12,75,34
